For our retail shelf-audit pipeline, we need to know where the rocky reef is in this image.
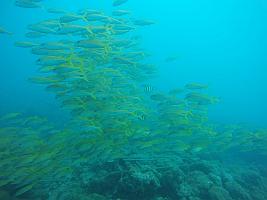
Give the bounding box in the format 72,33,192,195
44,154,267,200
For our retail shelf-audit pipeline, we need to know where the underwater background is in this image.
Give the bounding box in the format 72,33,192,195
0,0,267,199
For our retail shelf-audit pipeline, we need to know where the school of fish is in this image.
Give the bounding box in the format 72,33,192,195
0,0,267,198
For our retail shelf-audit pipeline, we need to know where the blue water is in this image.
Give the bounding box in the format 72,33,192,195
1,0,266,127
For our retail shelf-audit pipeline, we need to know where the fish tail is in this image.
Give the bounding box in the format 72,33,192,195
85,27,93,34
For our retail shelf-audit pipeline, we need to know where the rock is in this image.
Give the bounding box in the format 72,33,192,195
189,171,213,191
177,182,195,199
208,173,222,187
208,186,233,200
160,169,183,199
221,172,234,184
87,193,108,200
188,160,218,175
177,170,213,199
250,191,267,200
188,197,201,200
0,190,11,200
241,169,262,187
153,197,169,200
131,169,160,187
224,181,251,200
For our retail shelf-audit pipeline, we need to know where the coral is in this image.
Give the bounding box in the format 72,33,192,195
208,173,222,187
153,197,170,200
224,181,251,200
83,161,161,200
86,193,109,200
208,186,233,200
0,190,11,200
35,148,267,200
241,169,263,187
187,160,219,175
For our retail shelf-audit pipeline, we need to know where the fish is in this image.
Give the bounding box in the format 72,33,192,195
76,39,106,49
185,82,209,90
165,55,179,62
112,57,136,65
79,9,103,16
36,19,61,28
28,76,61,84
14,41,39,48
150,93,167,101
113,29,132,35
138,114,146,121
90,26,109,34
112,24,135,32
113,0,128,7
143,84,154,93
36,56,67,66
25,31,46,38
133,19,155,26
15,0,42,8
46,8,66,14
56,24,87,35
113,39,133,48
15,183,35,196
168,88,184,96
175,141,191,151
60,13,85,23
0,27,12,35
185,92,218,105
27,24,57,34
112,10,131,16
45,83,67,93
41,42,71,50
31,47,68,56
84,13,110,22
0,113,21,121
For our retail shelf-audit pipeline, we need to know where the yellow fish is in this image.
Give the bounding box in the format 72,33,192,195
0,27,12,35
113,0,128,7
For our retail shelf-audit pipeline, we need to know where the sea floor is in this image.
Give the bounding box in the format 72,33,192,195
2,153,266,200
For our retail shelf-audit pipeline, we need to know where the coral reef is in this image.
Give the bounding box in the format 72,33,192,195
47,155,266,200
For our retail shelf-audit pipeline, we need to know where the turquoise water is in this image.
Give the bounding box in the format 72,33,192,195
0,0,267,199
1,0,267,127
